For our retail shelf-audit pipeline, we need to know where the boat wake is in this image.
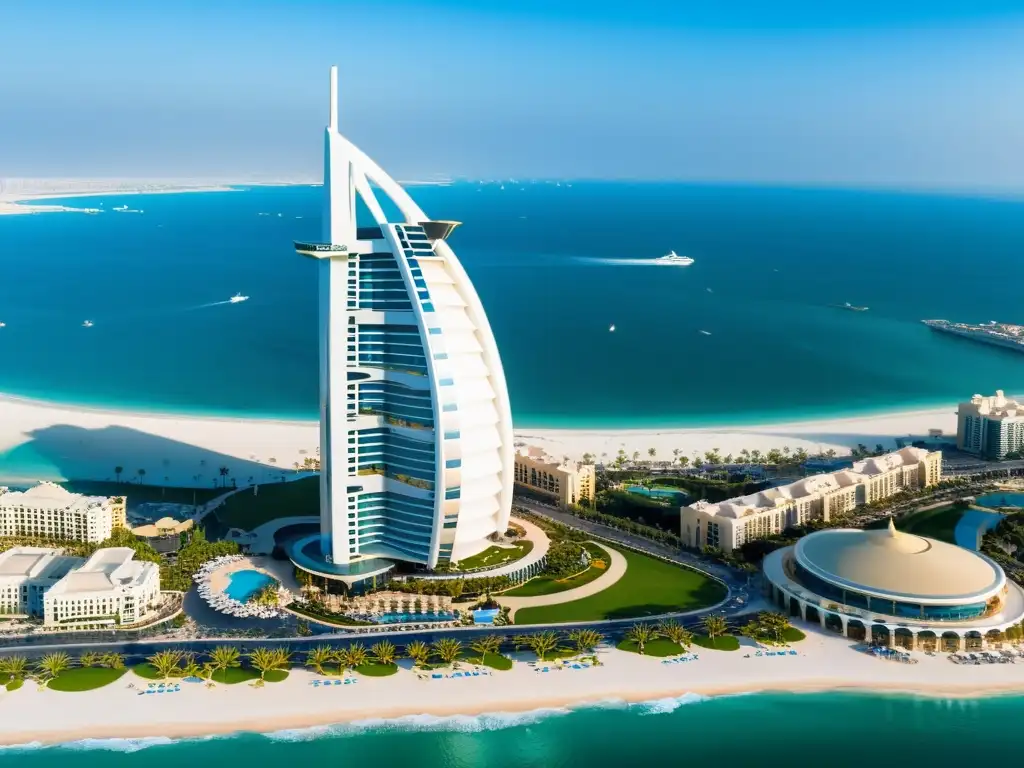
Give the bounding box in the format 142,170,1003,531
574,257,692,267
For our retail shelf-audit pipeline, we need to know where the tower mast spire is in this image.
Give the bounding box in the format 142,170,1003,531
329,65,338,131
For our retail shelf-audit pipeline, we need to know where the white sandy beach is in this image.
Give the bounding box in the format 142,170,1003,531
0,628,1020,748
0,393,961,487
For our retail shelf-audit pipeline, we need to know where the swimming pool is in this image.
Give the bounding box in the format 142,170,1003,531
626,485,689,503
976,493,1024,508
224,570,276,602
375,611,456,624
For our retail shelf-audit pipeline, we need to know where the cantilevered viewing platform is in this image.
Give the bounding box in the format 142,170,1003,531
293,241,352,258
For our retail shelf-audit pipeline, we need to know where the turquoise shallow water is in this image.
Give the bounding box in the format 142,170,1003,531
2,183,1024,427
0,692,1019,767
223,570,275,602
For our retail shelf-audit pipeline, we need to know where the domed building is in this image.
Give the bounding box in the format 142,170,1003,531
763,519,1024,652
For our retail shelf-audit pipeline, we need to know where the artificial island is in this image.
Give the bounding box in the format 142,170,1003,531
7,69,1024,746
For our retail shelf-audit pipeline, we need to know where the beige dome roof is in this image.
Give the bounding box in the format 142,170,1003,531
794,521,1004,603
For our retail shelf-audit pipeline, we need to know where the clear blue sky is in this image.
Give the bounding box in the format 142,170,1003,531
2,0,1024,188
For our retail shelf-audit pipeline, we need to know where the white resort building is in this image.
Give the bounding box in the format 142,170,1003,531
680,447,942,553
957,390,1024,460
763,522,1024,651
0,546,160,630
513,446,595,507
0,482,125,543
288,66,514,592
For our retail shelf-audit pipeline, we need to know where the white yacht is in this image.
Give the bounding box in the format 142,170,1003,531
0,322,5,328
609,324,616,332
82,320,94,328
229,293,249,304
657,250,695,266
698,330,712,336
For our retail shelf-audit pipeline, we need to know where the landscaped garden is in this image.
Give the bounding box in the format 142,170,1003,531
455,539,534,571
513,545,727,624
210,477,319,532
502,542,609,597
46,666,128,692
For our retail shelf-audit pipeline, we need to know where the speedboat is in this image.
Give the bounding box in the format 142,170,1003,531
656,250,695,266
82,320,94,328
0,322,5,328
609,324,616,332
698,330,712,336
229,293,249,304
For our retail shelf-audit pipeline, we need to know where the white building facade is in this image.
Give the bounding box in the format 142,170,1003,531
0,482,119,543
514,446,595,507
681,447,942,553
291,67,513,576
0,546,160,629
43,547,160,629
957,390,1024,460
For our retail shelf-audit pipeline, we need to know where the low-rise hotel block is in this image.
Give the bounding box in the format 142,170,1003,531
680,447,942,553
957,390,1024,460
0,482,125,543
513,446,595,507
0,546,160,629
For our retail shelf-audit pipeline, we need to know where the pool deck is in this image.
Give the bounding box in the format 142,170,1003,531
206,555,301,595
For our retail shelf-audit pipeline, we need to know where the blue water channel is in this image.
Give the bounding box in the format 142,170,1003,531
223,570,276,602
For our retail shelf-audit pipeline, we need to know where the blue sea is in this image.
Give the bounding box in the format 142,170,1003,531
2,183,1024,429
0,692,1018,767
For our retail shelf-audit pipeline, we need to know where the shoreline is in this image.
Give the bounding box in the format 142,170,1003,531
5,629,1024,748
0,391,964,486
0,179,314,216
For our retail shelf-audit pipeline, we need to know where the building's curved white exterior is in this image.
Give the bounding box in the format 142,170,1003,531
294,67,513,572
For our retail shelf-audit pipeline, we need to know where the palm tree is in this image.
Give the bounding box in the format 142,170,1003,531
527,631,561,662
370,640,397,667
207,645,241,683
701,615,729,647
511,634,533,652
147,650,183,680
432,638,463,667
0,655,28,681
648,447,656,459
219,466,230,487
101,652,125,670
114,466,124,483
36,652,72,683
181,653,204,680
305,645,334,676
78,651,102,668
405,640,431,668
248,647,289,683
469,635,501,664
657,621,693,650
567,629,603,654
138,468,147,484
338,643,369,672
626,623,658,654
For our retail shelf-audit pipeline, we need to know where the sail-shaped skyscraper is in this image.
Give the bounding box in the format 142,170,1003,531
290,67,513,589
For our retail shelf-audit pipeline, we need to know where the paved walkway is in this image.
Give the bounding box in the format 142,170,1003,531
496,543,627,619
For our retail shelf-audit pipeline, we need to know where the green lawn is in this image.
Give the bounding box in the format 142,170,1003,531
132,663,163,680
458,651,514,671
263,669,290,683
513,546,727,624
212,477,319,532
692,634,740,651
6,678,24,691
616,638,684,657
782,627,806,643
866,506,964,543
502,543,611,597
355,662,399,677
48,667,128,692
455,540,534,571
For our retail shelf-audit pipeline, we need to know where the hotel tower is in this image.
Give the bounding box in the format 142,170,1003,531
291,67,513,585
